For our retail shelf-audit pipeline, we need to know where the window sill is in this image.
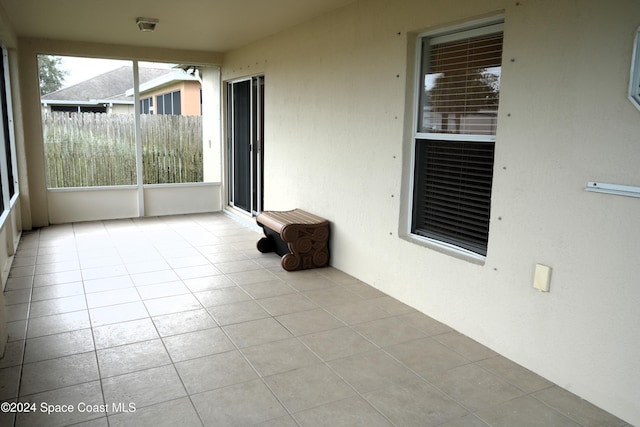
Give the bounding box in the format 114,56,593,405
400,232,486,265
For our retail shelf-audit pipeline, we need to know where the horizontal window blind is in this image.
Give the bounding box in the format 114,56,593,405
419,32,503,135
412,139,495,256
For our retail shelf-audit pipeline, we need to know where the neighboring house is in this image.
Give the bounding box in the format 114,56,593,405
40,65,200,115
128,69,201,116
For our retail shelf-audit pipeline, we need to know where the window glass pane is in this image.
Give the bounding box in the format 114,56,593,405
39,55,136,188
418,32,502,135
157,95,164,114
172,90,181,115
140,62,202,184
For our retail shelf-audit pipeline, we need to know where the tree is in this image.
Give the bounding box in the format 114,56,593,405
38,55,68,96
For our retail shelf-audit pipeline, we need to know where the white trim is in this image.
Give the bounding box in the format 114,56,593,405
585,181,640,198
125,70,198,97
418,15,505,40
133,61,145,217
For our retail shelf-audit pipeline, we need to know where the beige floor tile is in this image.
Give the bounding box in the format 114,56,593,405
16,381,105,427
183,275,236,292
426,364,525,411
33,270,83,287
20,352,99,396
3,289,32,305
477,355,553,393
476,395,582,426
81,265,129,280
253,415,299,427
0,365,21,399
89,301,149,327
436,414,490,427
223,318,292,348
353,316,427,347
152,309,218,337
257,293,318,316
325,300,393,325
241,337,321,376
302,286,363,307
364,380,468,427
130,270,181,286
34,260,81,275
135,281,190,300
175,350,258,394
174,264,222,280
432,332,497,362
93,318,160,349
194,286,251,307
264,364,356,413
108,397,202,427
369,296,416,315
239,279,296,299
84,276,135,294
328,350,420,393
24,328,94,363
395,311,453,336
102,365,187,413
28,295,87,318
97,339,171,378
385,337,470,377
123,260,171,275
226,269,278,286
0,341,25,368
191,379,286,425
276,307,344,336
30,282,85,301
293,396,393,427
163,328,235,362
143,294,202,316
7,320,27,342
207,300,270,325
85,287,141,309
532,386,628,427
27,310,91,338
300,326,378,361
4,303,29,321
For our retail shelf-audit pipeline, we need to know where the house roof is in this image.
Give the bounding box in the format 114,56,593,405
40,66,172,104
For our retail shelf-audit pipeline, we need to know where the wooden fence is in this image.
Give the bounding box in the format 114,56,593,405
43,112,203,188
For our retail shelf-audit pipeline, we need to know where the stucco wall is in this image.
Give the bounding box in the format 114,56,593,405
221,0,640,423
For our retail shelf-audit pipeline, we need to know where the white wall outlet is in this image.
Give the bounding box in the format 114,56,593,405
533,264,552,292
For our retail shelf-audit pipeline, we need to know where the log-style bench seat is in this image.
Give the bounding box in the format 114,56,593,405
256,209,330,271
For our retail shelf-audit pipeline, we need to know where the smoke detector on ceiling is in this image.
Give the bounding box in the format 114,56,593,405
136,17,159,32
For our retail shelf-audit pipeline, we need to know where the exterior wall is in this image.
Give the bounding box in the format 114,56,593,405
141,80,201,116
221,0,640,424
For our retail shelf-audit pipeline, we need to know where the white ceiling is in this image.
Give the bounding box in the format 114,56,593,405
0,0,355,52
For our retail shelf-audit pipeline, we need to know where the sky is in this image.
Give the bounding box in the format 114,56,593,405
58,56,173,88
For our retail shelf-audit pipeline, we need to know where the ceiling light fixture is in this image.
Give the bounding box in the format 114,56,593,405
136,17,159,32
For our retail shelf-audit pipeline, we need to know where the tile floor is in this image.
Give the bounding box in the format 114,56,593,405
0,213,630,426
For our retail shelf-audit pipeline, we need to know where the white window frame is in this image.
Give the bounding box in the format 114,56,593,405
0,46,18,223
628,26,640,111
407,16,504,261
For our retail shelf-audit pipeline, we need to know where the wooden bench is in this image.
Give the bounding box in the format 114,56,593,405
256,209,330,271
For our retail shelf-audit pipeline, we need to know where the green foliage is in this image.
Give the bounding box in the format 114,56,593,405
38,55,68,96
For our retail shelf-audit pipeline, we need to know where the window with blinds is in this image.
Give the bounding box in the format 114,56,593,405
411,20,503,257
